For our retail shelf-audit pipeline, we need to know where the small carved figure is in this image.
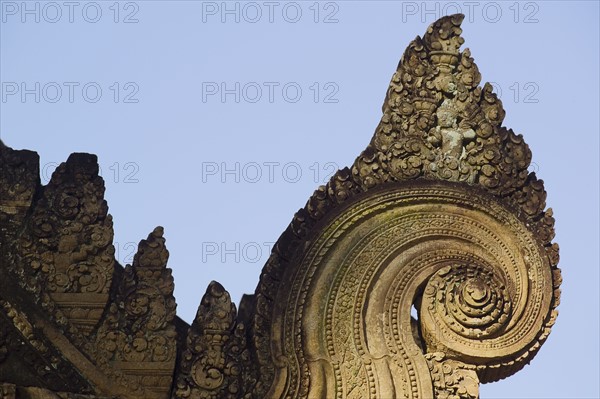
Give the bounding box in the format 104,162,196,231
427,99,476,160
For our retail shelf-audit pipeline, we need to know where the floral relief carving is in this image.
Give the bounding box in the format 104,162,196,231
250,13,560,399
0,13,560,399
173,282,254,399
93,227,177,396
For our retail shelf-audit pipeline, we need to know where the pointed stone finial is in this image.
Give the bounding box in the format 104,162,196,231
173,281,253,399
94,227,177,397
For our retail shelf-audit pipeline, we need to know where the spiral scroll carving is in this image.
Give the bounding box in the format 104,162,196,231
0,13,560,399
248,14,560,398
423,264,511,340
255,181,556,398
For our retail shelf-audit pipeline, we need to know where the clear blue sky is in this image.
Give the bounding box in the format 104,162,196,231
1,1,598,397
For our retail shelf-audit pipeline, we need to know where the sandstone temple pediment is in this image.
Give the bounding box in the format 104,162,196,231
0,14,561,399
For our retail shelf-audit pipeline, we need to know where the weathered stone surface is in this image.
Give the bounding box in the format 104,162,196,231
0,14,560,399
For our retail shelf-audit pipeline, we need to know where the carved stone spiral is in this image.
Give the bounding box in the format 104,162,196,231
0,14,561,399
422,264,511,340
264,180,555,398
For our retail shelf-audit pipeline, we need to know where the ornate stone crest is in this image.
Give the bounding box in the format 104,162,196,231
0,14,560,399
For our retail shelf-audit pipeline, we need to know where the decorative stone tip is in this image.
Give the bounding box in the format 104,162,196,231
151,225,164,238
65,152,100,177
207,280,227,298
423,13,465,56
133,226,169,268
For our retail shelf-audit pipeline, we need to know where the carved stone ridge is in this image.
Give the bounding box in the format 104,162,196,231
0,14,560,399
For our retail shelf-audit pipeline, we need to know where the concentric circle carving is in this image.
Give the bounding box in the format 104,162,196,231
267,181,556,398
422,264,511,340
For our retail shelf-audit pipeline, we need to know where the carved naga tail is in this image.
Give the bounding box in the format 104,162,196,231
0,14,560,399
242,14,561,399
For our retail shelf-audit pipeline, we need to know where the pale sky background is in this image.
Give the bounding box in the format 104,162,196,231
1,1,598,398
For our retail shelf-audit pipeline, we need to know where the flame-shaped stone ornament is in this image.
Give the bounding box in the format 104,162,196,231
0,13,560,399
247,13,561,399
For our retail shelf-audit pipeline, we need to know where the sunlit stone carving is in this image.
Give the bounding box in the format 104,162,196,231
0,14,560,399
